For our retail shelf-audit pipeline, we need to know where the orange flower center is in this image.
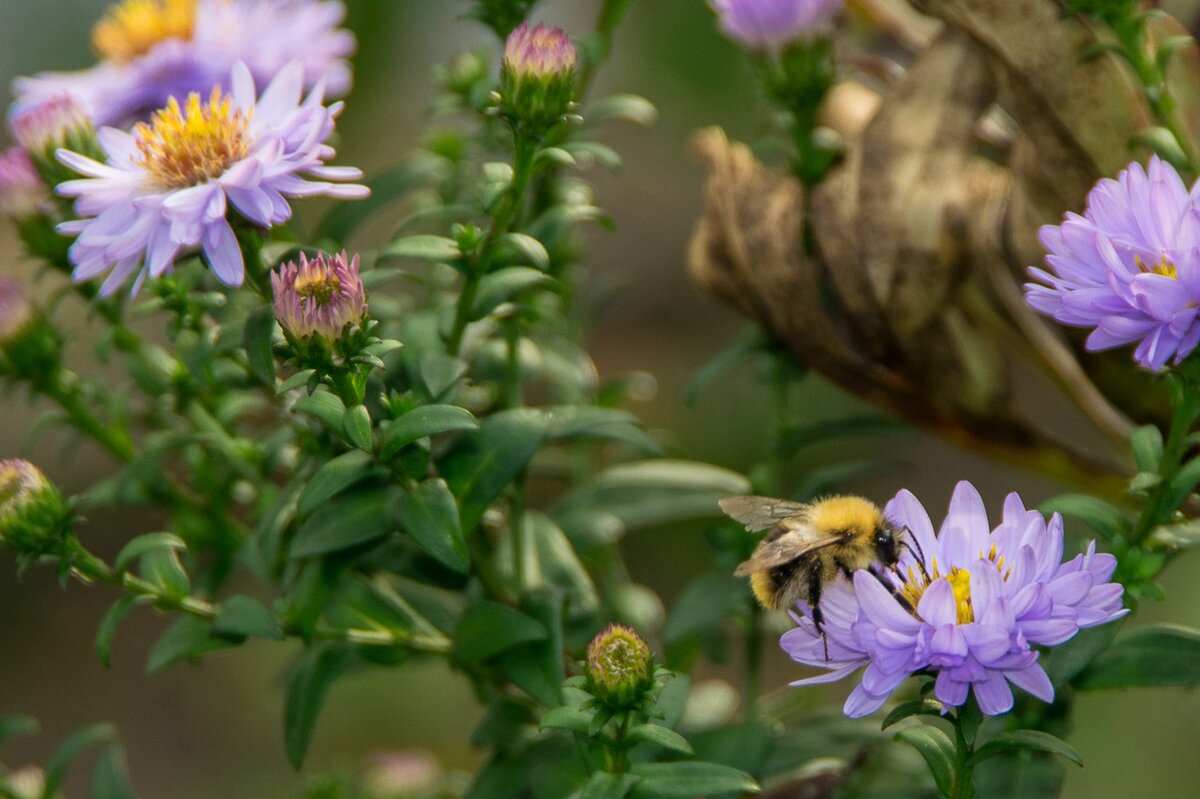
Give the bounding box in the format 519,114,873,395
93,0,196,63
135,87,250,189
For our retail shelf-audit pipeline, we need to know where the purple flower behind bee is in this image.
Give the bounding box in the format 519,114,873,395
780,482,1127,718
272,250,367,342
710,0,844,51
1026,156,1200,371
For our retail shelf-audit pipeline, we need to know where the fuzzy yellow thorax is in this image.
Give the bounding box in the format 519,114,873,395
135,88,250,189
808,496,881,536
93,0,196,63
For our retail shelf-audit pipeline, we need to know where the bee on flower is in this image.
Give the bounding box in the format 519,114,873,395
54,61,368,296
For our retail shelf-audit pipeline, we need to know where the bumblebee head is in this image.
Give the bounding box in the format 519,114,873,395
872,521,901,566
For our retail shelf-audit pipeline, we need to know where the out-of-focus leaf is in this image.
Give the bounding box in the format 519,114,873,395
440,409,548,531
298,451,377,516
881,699,946,729
213,595,284,641
540,706,592,734
969,730,1082,768
664,573,745,649
628,762,759,798
1076,624,1200,689
383,235,462,263
380,405,479,458
580,772,640,799
1131,424,1164,472
90,744,135,799
139,547,190,600
147,617,235,673
494,232,551,270
276,369,316,394
244,307,278,385
294,390,347,433
285,645,352,769
290,488,398,558
0,715,38,742
95,596,147,668
1044,622,1121,688
587,93,658,127
1038,495,1130,542
44,724,115,798
114,533,186,575
453,601,547,663
543,406,659,453
343,404,374,452
895,725,956,798
315,158,443,244
395,478,469,573
975,751,1063,799
470,267,557,320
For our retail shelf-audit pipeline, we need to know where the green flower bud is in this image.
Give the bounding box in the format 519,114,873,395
0,460,72,557
585,624,656,709
500,23,577,135
0,277,61,380
10,94,103,188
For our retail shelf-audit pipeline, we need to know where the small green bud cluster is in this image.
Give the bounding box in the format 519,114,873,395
499,23,577,136
585,623,658,710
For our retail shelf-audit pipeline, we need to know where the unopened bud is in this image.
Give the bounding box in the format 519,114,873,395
9,94,101,186
500,23,577,134
585,624,656,709
272,251,368,344
0,460,71,556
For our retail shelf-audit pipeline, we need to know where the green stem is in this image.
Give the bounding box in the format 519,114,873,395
579,0,635,98
949,700,980,799
41,371,134,462
1132,372,1200,544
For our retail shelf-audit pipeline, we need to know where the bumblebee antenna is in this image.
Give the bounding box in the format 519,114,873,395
900,527,930,582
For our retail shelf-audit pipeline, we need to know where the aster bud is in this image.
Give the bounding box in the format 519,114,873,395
272,251,368,345
0,148,50,222
0,277,35,344
0,276,60,380
0,460,72,557
500,23,577,134
585,624,656,709
9,94,101,186
711,0,843,52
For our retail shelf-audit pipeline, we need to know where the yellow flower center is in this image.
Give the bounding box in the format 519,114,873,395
1135,254,1178,279
93,0,196,63
135,88,250,189
898,546,1012,625
295,273,342,306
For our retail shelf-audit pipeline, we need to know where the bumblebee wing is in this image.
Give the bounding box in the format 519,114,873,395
719,496,812,532
732,525,844,576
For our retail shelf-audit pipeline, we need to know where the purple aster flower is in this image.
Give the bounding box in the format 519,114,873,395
1025,156,1200,371
12,0,355,128
0,148,49,221
711,0,844,51
272,251,367,341
54,61,369,296
780,482,1127,718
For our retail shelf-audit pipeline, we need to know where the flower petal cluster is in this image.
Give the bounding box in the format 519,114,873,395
12,0,355,127
503,22,577,80
272,251,367,342
0,149,49,221
55,61,368,296
780,482,1127,718
1026,156,1200,371
500,23,577,132
711,0,843,51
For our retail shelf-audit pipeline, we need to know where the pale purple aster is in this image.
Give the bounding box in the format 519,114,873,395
503,23,577,79
54,61,369,296
1026,156,1200,371
710,0,843,51
272,251,366,341
780,482,1128,718
0,148,49,220
12,0,355,128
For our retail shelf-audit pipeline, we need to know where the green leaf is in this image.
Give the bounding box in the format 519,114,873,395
495,232,550,270
1077,624,1200,689
380,405,479,458
664,572,745,647
147,616,234,673
244,307,278,385
453,601,547,663
1132,127,1189,172
95,596,145,667
527,513,599,618
628,762,759,798
44,723,115,798
90,744,135,799
440,409,548,531
627,723,694,755
543,406,660,453
539,706,593,734
1131,424,1164,472
395,478,469,573
969,730,1083,768
1164,456,1200,512
298,450,377,516
343,404,374,451
213,595,284,641
383,234,461,262
974,752,1063,799
290,488,398,558
895,725,956,799
139,547,190,600
114,532,187,575
418,351,468,401
0,715,39,743
587,93,658,126
1044,622,1121,687
470,267,556,320
881,699,946,729
285,645,351,769
1038,494,1130,542
294,390,347,433
276,369,316,394
580,772,640,799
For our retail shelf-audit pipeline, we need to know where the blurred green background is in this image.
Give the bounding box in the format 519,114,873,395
3,1,1200,797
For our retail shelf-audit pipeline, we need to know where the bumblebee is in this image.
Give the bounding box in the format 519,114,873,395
720,495,922,658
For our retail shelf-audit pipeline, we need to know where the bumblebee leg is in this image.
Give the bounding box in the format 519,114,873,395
807,561,829,661
869,567,913,611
